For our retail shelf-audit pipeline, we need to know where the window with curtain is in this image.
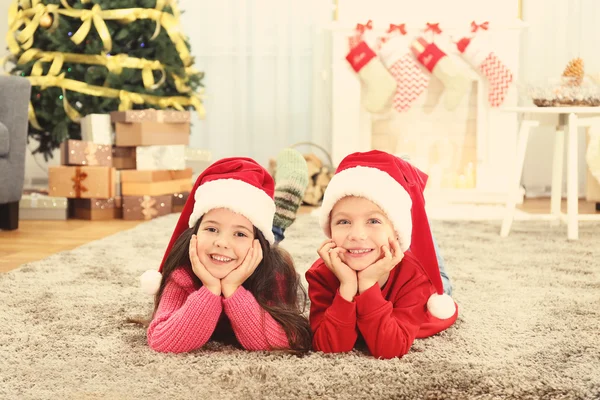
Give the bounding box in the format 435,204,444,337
178,0,333,166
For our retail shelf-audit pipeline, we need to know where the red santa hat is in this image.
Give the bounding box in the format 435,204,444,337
140,157,276,295
319,150,456,320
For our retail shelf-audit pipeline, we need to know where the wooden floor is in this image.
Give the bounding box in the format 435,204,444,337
1,200,598,273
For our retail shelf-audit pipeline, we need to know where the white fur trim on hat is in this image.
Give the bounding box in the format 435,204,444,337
427,293,456,319
140,269,162,295
188,178,276,244
319,166,412,252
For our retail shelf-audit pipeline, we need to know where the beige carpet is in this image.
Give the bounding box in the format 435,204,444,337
1,214,599,400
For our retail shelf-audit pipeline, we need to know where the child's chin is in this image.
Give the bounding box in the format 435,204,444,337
345,260,372,272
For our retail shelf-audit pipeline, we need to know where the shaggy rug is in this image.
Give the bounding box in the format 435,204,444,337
1,214,599,400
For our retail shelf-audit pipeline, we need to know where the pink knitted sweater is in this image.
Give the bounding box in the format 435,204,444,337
147,268,290,353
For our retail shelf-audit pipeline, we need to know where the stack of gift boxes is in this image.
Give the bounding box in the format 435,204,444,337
21,109,213,221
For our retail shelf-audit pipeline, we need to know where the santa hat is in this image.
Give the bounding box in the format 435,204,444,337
319,150,456,320
140,157,276,295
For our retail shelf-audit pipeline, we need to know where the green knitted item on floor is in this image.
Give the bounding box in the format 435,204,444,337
273,149,309,230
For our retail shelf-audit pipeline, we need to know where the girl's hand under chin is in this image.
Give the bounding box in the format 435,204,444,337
221,239,263,298
189,234,222,296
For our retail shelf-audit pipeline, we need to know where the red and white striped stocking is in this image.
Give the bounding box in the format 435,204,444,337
379,26,430,112
456,35,513,107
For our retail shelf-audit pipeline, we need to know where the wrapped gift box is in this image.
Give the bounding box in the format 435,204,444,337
171,192,189,213
120,168,193,196
69,197,122,220
136,145,186,170
19,193,68,220
81,114,114,145
112,147,136,170
123,195,172,220
110,109,190,124
48,166,117,199
114,122,190,146
60,140,112,167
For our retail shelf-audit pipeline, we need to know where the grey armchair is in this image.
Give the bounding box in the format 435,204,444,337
0,76,31,230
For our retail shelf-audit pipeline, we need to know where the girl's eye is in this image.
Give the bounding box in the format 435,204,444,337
335,219,350,225
367,218,381,224
234,232,248,238
205,227,217,233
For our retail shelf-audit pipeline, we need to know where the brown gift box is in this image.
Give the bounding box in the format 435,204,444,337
48,166,116,199
110,109,190,124
60,140,112,167
114,122,190,146
69,197,122,220
120,168,193,183
112,147,136,170
121,179,192,196
172,192,189,213
120,167,193,196
123,195,172,220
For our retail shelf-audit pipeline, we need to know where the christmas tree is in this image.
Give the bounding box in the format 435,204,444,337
5,0,204,159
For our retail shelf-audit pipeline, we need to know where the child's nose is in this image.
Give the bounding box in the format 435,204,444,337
348,226,367,241
214,235,230,248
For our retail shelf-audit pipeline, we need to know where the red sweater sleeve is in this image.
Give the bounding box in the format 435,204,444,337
306,260,358,353
223,286,290,351
147,269,222,353
354,262,431,359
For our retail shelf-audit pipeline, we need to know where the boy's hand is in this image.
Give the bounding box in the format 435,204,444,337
357,238,403,294
318,239,358,301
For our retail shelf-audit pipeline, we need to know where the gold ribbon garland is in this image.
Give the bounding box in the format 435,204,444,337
6,0,204,130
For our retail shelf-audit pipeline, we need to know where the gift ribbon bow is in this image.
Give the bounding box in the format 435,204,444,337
71,167,88,198
471,21,489,32
425,22,442,34
356,20,373,34
84,144,98,166
388,23,407,35
141,196,158,220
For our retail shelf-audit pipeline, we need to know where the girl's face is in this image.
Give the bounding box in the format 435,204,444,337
195,208,255,279
330,196,396,271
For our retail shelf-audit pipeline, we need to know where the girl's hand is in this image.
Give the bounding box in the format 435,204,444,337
317,239,358,301
221,239,263,298
189,234,221,296
357,238,403,294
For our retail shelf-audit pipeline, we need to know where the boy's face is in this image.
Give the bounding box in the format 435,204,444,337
195,208,255,279
329,196,396,271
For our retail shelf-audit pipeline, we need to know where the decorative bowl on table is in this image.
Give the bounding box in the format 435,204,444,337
525,77,600,107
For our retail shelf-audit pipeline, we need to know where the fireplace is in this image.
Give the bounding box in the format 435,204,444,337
324,18,526,203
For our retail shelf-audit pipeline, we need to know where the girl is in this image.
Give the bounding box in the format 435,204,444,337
306,150,458,360
140,156,312,353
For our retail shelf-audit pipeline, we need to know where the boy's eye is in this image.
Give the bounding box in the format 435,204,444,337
335,219,350,225
367,218,381,224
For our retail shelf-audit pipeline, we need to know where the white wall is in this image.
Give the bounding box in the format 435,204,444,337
519,0,600,197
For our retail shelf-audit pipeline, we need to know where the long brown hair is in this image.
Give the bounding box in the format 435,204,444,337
152,217,312,352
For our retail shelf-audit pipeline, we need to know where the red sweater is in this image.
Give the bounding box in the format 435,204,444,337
147,267,289,353
306,251,457,359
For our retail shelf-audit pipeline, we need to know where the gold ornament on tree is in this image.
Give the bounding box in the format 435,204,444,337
562,57,584,86
39,13,53,29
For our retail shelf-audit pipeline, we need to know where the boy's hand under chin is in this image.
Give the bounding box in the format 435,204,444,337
357,238,403,294
318,239,358,302
221,239,263,298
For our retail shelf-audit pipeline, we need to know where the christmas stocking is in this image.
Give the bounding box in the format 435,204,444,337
411,37,470,111
379,26,430,112
456,35,513,107
348,20,381,51
346,41,397,114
